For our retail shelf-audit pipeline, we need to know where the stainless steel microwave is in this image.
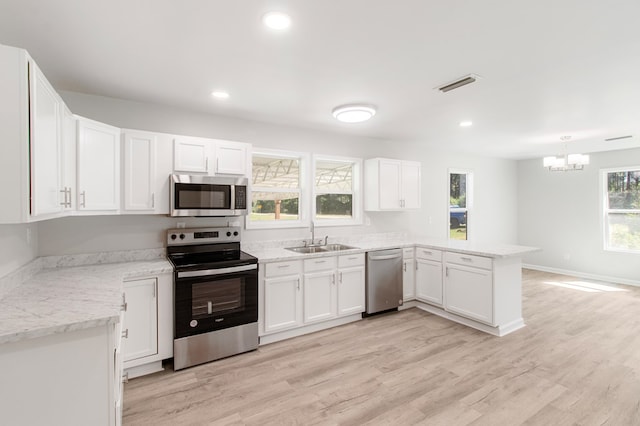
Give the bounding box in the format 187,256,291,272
170,174,248,217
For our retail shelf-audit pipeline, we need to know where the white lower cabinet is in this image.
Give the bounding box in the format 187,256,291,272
402,247,415,301
415,248,443,306
122,273,173,379
444,253,494,325
261,253,365,339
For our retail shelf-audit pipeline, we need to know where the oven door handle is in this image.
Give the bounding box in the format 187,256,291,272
177,264,257,278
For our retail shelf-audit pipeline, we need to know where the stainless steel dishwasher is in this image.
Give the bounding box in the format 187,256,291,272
365,248,403,315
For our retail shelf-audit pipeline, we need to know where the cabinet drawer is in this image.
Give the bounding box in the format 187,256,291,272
445,252,492,270
415,247,442,262
402,247,414,258
338,253,365,268
264,260,303,278
304,256,337,273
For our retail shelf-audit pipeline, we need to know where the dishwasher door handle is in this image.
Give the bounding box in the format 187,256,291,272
368,254,402,261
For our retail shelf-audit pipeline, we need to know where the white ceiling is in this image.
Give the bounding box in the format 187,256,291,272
2,0,640,159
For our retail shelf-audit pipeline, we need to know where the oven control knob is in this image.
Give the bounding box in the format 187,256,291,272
226,231,232,237
179,234,185,240
170,234,177,240
190,320,198,328
233,231,239,236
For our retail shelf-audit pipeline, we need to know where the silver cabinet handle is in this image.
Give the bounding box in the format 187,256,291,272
332,274,335,285
122,329,129,339
216,158,220,173
315,260,326,264
151,193,155,208
122,372,129,384
461,257,473,262
339,272,343,283
80,191,86,208
205,157,209,172
60,188,67,206
121,294,127,311
277,264,290,268
446,267,449,277
403,262,407,272
297,278,300,290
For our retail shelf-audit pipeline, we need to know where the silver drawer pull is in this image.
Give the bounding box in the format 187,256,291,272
348,256,358,260
122,329,129,339
461,257,473,262
277,265,290,268
423,250,432,255
315,260,326,264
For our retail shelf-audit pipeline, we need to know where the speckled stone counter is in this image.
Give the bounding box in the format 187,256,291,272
243,234,539,263
0,251,172,345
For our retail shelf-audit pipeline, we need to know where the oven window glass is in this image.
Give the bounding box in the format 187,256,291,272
191,278,245,318
176,184,231,209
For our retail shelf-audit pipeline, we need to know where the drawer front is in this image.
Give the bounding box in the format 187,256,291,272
402,247,414,258
304,256,337,273
445,252,492,270
415,247,443,262
264,260,303,278
338,253,365,268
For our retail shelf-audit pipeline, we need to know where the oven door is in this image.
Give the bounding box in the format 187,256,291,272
174,263,258,339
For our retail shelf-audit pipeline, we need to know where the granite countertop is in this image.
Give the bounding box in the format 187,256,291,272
244,237,539,263
0,258,173,345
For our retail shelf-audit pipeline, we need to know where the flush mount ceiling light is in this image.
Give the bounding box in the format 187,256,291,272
211,91,229,99
543,136,590,172
459,121,473,127
332,104,377,123
262,12,291,30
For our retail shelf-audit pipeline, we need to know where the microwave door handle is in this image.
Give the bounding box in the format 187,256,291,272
230,184,235,210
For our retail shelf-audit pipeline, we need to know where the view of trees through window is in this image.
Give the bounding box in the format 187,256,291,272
605,169,640,252
251,155,300,221
449,172,469,240
315,160,354,220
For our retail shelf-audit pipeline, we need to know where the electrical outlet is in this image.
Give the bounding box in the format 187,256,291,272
177,222,186,229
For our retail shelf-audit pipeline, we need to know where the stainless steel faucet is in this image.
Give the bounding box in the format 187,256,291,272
310,221,315,244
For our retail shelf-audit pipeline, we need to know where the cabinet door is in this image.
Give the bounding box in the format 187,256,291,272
264,275,303,333
173,137,210,173
60,105,76,211
77,117,120,211
122,278,158,362
401,161,421,209
444,264,493,325
303,270,337,324
403,258,415,301
123,131,156,211
378,159,401,209
30,62,62,217
338,266,365,316
416,259,443,306
214,140,247,175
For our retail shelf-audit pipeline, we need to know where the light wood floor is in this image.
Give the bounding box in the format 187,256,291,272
123,269,640,425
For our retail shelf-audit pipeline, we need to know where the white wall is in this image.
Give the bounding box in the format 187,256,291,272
0,223,37,278
518,147,640,284
32,91,518,256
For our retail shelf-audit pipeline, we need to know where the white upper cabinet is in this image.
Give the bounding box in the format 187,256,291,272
77,116,121,212
364,158,421,211
174,136,249,176
123,131,157,212
30,61,62,217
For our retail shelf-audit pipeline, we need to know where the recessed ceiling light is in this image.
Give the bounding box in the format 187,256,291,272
211,91,229,99
459,121,473,127
262,12,291,30
332,104,377,123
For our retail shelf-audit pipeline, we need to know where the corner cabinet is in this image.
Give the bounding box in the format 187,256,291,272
364,158,421,211
77,116,121,212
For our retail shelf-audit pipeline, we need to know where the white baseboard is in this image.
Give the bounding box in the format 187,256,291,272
523,264,640,288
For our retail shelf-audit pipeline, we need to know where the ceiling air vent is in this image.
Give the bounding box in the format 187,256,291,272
604,135,633,142
437,74,479,93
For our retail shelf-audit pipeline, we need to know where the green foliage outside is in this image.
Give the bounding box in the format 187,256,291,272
607,170,640,251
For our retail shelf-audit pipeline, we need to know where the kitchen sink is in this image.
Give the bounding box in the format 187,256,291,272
285,244,358,253
323,244,358,251
285,246,329,254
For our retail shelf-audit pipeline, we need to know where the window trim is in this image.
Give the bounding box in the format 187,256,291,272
246,149,309,230
601,166,640,254
312,155,363,227
447,168,474,241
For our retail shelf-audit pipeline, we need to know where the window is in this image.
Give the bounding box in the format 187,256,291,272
449,169,473,240
603,167,640,252
248,151,306,228
313,157,362,225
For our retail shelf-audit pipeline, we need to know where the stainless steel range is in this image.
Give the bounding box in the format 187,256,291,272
167,226,258,370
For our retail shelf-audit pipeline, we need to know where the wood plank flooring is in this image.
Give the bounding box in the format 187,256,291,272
123,269,640,425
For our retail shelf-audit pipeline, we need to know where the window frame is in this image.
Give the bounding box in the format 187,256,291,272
447,168,474,241
601,166,640,254
246,149,309,230
312,155,363,227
